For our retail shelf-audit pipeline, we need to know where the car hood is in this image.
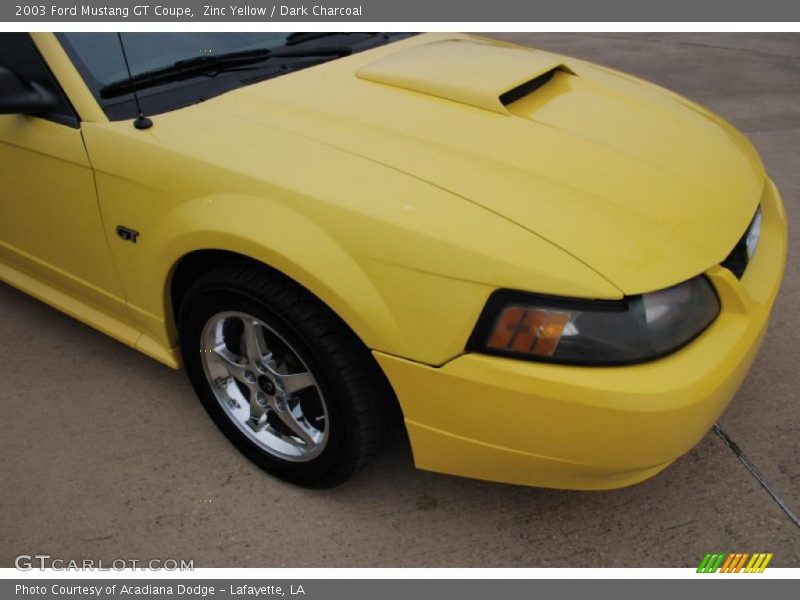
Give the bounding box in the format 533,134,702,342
199,33,765,295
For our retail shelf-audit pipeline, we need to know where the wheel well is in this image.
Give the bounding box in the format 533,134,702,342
170,249,254,323
169,249,404,424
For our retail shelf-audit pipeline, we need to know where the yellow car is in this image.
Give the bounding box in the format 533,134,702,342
0,32,787,488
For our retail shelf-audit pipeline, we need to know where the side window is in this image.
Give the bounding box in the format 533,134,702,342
0,33,79,127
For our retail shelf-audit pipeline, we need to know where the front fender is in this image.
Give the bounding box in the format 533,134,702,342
153,193,404,357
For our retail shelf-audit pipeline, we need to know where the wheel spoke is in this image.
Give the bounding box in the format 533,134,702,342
278,370,315,394
246,391,269,432
215,376,249,412
272,401,317,447
242,318,269,365
211,344,248,382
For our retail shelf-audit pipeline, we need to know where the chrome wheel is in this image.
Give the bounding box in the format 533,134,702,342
200,311,328,462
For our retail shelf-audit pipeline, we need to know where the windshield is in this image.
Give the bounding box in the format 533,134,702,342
61,33,292,86
58,32,412,120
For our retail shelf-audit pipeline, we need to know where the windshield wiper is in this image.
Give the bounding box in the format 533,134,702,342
99,46,352,99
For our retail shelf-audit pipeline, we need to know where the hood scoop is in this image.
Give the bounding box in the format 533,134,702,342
357,39,572,115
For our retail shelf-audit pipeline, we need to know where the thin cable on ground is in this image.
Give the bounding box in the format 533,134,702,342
713,423,800,528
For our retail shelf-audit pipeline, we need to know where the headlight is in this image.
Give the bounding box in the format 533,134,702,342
467,275,720,365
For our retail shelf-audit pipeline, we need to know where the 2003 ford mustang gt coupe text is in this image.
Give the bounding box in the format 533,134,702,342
0,32,787,488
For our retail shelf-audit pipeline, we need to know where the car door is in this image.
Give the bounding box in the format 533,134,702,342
0,33,134,333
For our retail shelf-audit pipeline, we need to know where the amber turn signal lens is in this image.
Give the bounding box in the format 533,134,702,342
487,306,571,356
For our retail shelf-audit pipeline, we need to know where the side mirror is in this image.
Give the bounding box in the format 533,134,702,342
0,66,58,115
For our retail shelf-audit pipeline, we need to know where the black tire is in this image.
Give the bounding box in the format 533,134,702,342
178,260,392,488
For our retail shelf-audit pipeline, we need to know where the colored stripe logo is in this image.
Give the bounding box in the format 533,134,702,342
697,552,773,573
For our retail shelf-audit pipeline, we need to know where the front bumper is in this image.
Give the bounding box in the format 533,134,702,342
375,179,787,490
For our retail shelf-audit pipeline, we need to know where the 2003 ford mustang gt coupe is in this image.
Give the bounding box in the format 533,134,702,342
0,32,787,488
